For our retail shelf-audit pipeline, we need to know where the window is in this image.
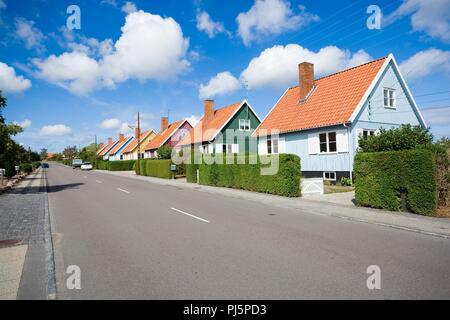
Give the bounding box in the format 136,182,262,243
363,129,375,138
120,155,123,160
203,145,211,154
319,132,337,153
222,144,237,153
323,171,336,181
267,136,279,154
239,119,251,131
383,88,396,108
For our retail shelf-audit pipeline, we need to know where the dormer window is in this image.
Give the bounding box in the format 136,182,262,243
383,88,396,108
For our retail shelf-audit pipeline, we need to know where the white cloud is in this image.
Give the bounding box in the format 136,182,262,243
33,51,100,95
399,48,450,81
14,119,32,129
14,17,45,51
385,0,450,43
196,10,229,38
99,118,121,129
236,0,319,46
240,44,372,89
422,107,450,126
101,0,117,7
119,122,132,134
186,115,201,126
33,10,189,95
121,1,137,14
0,0,6,9
199,71,241,99
40,124,72,136
0,61,32,94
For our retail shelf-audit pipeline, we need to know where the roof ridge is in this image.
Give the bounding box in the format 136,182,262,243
287,56,388,90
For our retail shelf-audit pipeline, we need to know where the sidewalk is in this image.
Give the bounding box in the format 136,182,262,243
98,170,450,239
0,168,53,300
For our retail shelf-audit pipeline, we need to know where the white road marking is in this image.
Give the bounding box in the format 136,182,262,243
117,188,130,194
170,207,210,223
95,180,102,184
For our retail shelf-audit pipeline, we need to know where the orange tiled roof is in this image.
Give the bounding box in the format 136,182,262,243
98,141,117,156
122,130,153,154
254,57,387,136
108,136,131,155
96,143,105,155
177,101,243,146
143,120,185,151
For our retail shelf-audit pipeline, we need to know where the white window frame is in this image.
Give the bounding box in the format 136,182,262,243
238,119,251,131
323,171,336,181
383,88,396,109
319,131,337,154
222,143,238,154
267,136,279,154
363,129,375,138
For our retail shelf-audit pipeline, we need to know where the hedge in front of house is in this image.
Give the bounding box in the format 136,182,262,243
354,149,436,216
136,159,172,179
186,163,198,182
108,160,135,171
19,163,33,173
95,159,109,170
197,153,301,197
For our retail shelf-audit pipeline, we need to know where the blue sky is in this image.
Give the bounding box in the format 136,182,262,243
0,0,449,152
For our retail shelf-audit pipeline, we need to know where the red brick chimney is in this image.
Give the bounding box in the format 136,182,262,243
204,100,214,124
119,133,124,141
134,127,140,139
161,116,169,132
298,62,315,101
108,137,113,145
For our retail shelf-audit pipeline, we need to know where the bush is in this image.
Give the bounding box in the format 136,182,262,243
108,160,135,171
358,124,433,152
193,153,300,197
95,159,109,170
354,149,436,216
137,159,172,179
157,145,172,159
340,176,352,186
19,163,32,173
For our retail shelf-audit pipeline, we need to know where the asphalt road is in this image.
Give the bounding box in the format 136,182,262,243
46,162,450,299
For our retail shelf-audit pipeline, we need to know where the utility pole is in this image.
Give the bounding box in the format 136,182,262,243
136,112,141,175
94,135,98,169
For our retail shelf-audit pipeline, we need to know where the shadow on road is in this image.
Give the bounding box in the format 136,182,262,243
7,183,85,194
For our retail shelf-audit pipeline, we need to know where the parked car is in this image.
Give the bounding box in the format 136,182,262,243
81,162,93,170
42,162,49,168
72,159,83,169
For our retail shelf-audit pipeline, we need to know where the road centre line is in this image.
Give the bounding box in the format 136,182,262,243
117,188,130,194
170,207,210,223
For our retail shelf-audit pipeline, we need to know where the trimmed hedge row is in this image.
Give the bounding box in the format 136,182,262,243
95,159,109,170
108,160,135,171
137,159,172,179
187,153,301,197
354,149,436,216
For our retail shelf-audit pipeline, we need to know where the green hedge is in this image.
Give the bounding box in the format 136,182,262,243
188,153,300,197
354,149,436,216
108,160,135,171
19,163,33,173
95,159,109,170
137,159,172,179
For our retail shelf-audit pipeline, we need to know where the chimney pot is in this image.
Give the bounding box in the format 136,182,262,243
204,100,214,124
119,133,124,141
108,137,113,145
161,116,169,132
298,62,315,101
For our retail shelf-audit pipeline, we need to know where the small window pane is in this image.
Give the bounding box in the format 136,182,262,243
272,139,279,154
328,132,336,152
319,133,327,153
267,138,272,154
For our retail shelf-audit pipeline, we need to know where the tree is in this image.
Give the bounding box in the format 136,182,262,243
63,146,78,160
40,148,48,160
358,124,433,152
157,145,172,159
0,90,26,177
78,143,97,163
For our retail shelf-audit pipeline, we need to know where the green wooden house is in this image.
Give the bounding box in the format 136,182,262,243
177,99,261,154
